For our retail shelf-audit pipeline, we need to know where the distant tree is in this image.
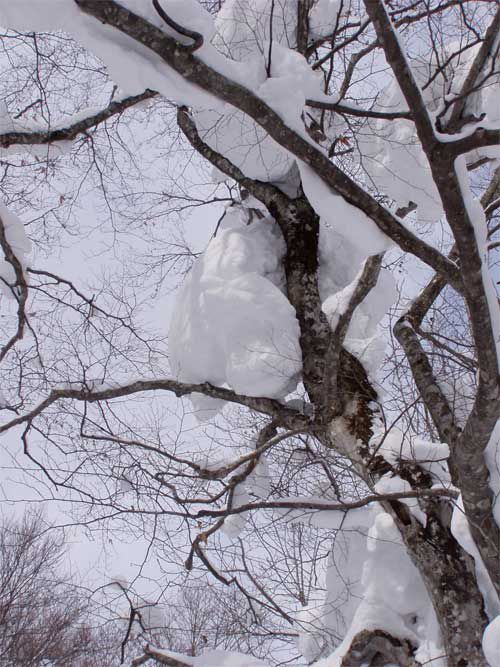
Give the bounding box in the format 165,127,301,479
0,511,122,667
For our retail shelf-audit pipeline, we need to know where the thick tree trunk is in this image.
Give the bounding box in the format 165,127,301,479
323,419,489,667
391,504,488,666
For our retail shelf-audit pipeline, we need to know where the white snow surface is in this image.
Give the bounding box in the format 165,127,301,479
309,0,342,40
372,425,451,488
451,496,500,619
316,509,443,667
0,203,31,297
483,615,500,667
299,161,392,256
169,208,301,402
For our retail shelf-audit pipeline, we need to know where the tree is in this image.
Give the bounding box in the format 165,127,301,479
0,1,499,665
0,510,124,666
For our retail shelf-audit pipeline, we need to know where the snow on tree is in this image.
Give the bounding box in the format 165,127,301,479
0,0,499,665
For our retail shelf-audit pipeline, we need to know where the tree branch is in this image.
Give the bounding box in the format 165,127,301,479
194,488,458,519
306,97,412,120
0,90,157,149
74,0,463,292
132,646,193,667
0,379,310,434
0,214,29,364
446,7,500,133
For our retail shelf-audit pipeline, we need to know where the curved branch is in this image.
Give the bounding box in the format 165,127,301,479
152,0,203,52
194,488,458,519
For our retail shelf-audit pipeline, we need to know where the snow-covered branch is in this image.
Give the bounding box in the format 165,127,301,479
73,0,463,291
0,212,29,364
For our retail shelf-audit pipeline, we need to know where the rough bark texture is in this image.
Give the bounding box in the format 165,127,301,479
341,629,419,667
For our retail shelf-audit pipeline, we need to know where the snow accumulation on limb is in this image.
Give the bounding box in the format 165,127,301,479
132,646,271,667
64,0,462,290
131,645,193,667
0,211,30,363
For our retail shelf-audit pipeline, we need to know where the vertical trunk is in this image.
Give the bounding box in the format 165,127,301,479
391,504,488,667
323,420,489,666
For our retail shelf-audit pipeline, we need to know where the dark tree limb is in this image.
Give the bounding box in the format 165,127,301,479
73,0,463,292
0,90,157,149
152,0,203,52
296,0,313,55
0,379,310,435
306,97,412,120
0,214,29,364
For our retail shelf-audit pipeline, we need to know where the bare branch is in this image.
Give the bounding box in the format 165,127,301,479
152,0,203,52
0,90,157,149
306,97,412,120
0,379,310,435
